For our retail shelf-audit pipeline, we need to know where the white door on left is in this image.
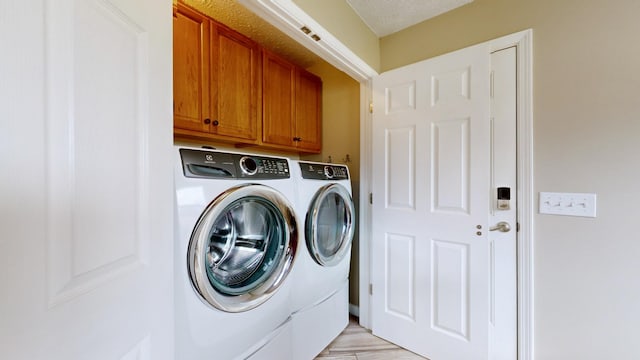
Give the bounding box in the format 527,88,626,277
0,0,174,359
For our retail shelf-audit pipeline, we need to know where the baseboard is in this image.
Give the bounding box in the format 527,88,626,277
348,304,359,317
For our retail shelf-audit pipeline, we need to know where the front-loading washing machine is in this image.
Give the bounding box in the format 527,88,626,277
289,161,356,360
174,146,298,360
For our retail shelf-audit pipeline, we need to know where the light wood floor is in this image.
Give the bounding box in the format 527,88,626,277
315,316,428,360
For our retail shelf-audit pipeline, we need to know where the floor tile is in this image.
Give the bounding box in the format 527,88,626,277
325,330,399,352
314,355,358,360
315,316,428,359
355,349,427,360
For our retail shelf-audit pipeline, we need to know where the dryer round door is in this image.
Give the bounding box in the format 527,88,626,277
305,183,355,266
188,184,298,312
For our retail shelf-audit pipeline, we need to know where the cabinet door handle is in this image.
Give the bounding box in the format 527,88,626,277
203,118,211,125
293,137,301,142
212,119,219,126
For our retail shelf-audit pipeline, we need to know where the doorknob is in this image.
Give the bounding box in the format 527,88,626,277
489,221,511,232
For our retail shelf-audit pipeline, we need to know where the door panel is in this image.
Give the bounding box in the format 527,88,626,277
173,4,210,132
262,50,295,146
1,0,173,358
384,233,416,320
431,67,471,106
386,81,416,113
385,126,415,209
432,118,470,213
49,0,151,306
212,25,259,140
431,239,469,340
295,69,322,152
372,42,491,360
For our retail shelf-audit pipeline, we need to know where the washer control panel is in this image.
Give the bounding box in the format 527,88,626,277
299,162,349,180
240,156,290,178
180,148,290,179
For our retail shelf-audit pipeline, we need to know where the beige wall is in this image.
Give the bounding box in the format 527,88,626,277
381,0,640,358
303,61,361,184
302,61,361,306
293,0,381,71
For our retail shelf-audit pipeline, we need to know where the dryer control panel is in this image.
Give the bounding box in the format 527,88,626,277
299,162,349,180
180,148,290,179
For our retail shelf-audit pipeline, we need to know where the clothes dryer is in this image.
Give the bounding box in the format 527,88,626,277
174,146,298,360
289,161,356,360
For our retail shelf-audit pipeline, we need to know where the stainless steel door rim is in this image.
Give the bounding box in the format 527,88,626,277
306,183,355,267
188,183,298,312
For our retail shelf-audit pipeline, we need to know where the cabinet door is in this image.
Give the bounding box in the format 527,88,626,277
173,4,210,132
211,24,259,141
295,69,322,152
262,50,295,147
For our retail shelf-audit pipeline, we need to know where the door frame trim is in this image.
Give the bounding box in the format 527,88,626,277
505,30,535,360
235,2,533,358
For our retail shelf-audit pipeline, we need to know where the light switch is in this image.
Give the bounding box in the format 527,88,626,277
539,192,597,218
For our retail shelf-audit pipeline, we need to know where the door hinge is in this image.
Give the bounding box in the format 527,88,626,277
369,101,373,113
517,222,520,232
369,192,373,204
369,283,373,295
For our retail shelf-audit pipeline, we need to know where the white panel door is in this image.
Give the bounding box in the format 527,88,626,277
0,0,173,359
371,42,493,360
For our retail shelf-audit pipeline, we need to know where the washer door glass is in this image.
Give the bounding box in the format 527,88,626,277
189,184,297,312
306,183,355,266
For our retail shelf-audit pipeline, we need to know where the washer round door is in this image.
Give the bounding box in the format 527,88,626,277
188,184,298,312
305,183,355,266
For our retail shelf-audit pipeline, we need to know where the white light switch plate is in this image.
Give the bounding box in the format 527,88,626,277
539,192,597,217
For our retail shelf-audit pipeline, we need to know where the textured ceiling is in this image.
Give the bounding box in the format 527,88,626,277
346,0,473,37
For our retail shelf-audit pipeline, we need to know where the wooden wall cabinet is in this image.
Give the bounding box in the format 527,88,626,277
262,50,322,153
173,4,260,144
294,68,322,153
173,5,210,133
173,3,321,153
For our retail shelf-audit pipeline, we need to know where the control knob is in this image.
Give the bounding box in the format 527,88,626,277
240,156,258,175
324,165,334,179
